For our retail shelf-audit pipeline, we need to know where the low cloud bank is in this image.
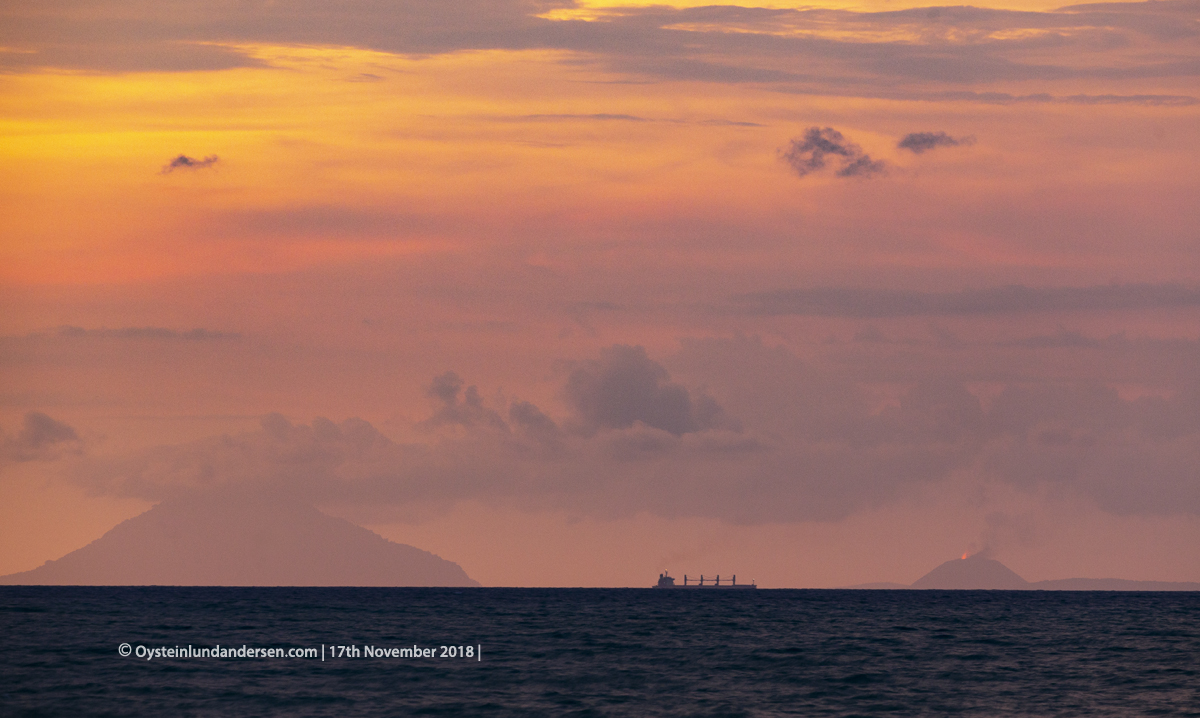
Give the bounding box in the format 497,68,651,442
57,338,1200,523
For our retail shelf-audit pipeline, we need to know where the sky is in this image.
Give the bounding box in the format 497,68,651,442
2,0,1199,587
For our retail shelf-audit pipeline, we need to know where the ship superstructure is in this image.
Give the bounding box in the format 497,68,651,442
655,571,755,589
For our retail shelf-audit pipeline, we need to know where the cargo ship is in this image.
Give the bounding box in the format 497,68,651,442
655,571,755,588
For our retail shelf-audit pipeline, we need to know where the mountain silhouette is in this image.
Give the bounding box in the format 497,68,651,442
0,491,479,586
847,555,1200,590
911,554,1029,589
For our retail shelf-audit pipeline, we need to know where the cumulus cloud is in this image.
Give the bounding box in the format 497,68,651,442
563,345,733,436
2,412,83,463
897,131,975,153
421,372,508,431
780,128,885,179
160,154,219,174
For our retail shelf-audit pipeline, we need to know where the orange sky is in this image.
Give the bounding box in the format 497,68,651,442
2,0,1199,586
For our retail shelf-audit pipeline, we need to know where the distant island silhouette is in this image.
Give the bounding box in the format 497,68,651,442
0,490,478,587
846,554,1200,590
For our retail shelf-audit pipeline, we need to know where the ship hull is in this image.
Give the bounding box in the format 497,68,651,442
652,588,753,593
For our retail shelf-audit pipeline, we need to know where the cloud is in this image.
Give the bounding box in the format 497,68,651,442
514,113,650,122
62,343,973,522
4,0,1198,108
54,326,239,340
779,127,857,176
160,154,219,174
780,127,886,179
62,336,1200,523
509,400,563,448
837,154,888,178
733,283,1200,318
2,412,83,463
421,372,508,432
897,131,974,154
563,344,733,436
981,382,1200,515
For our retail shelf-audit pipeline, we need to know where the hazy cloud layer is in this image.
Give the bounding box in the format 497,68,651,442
3,1,1196,103
53,326,240,341
734,283,1200,318
65,338,1200,522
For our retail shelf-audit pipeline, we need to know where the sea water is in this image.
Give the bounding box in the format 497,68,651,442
2,587,1197,716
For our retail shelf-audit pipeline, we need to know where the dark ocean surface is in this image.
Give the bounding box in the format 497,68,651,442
2,587,1198,716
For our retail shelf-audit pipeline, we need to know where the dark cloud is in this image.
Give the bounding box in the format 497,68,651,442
734,283,1200,318
2,412,83,462
4,0,1196,104
563,345,732,436
836,154,887,178
897,131,974,154
160,154,218,174
781,127,886,179
509,401,563,449
422,372,508,431
780,127,857,176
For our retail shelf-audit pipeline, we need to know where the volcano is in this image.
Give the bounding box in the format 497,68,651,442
847,554,1200,590
911,554,1029,590
0,491,478,587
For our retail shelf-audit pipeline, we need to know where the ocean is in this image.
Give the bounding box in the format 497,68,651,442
2,587,1197,716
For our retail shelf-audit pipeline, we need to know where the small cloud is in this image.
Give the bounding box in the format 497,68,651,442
837,154,887,178
347,73,383,82
897,131,975,154
2,411,83,463
421,371,508,431
780,127,885,179
160,154,219,174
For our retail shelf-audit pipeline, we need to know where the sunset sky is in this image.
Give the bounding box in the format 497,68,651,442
2,0,1199,587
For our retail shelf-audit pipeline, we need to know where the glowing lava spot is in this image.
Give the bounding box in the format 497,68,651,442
961,553,969,560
